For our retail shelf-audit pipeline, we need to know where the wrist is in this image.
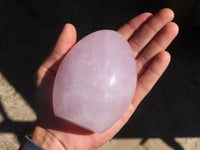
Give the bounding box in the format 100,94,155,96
32,126,66,150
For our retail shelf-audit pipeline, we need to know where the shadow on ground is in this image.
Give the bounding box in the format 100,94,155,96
0,100,35,143
0,0,200,149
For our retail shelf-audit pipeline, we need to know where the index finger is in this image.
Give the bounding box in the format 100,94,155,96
117,12,152,40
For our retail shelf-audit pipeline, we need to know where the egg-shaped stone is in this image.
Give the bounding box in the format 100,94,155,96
53,30,137,133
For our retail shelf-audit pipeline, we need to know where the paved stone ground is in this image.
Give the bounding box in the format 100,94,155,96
0,73,36,149
0,0,200,149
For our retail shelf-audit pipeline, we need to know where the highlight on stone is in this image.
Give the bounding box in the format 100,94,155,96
53,30,137,133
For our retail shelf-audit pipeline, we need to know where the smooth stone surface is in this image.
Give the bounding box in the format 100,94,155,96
53,30,137,133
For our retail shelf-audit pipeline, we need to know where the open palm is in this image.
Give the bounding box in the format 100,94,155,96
33,8,179,150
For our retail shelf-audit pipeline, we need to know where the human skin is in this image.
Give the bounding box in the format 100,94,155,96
32,8,179,150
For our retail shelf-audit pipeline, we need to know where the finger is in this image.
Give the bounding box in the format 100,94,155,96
136,22,179,74
132,51,171,108
36,24,77,84
43,23,77,69
117,12,153,40
129,8,174,57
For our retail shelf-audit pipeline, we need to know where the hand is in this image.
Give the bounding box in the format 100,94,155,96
32,8,179,150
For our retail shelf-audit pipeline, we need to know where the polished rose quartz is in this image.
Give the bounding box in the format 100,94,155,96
53,30,137,133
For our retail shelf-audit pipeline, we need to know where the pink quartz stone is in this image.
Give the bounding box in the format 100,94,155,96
53,30,137,133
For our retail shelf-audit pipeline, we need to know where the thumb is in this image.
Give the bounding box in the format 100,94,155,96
42,23,77,69
53,23,77,57
36,24,77,85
